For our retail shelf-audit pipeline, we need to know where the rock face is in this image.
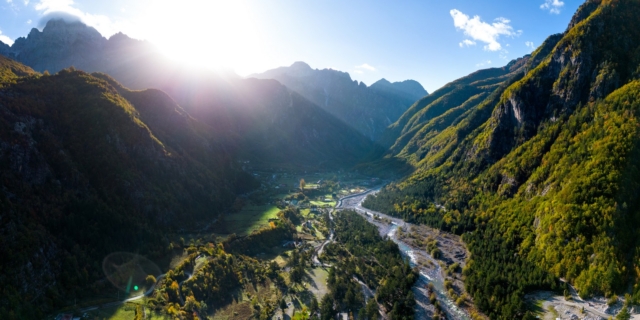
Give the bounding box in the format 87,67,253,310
0,40,11,57
1,19,162,89
8,20,106,72
380,55,531,152
486,0,640,162
251,62,427,141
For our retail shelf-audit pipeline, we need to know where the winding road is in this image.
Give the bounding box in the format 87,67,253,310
79,274,166,313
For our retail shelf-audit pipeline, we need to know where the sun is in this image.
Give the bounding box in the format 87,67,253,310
137,0,272,75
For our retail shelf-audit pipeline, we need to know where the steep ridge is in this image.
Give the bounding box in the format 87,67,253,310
384,35,562,168
0,61,258,318
363,1,640,318
380,54,537,150
251,62,427,141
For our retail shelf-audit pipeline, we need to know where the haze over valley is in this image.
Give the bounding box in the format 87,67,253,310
2,1,640,320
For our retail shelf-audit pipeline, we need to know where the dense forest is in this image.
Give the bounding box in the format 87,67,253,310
364,0,640,318
321,210,417,319
0,59,256,318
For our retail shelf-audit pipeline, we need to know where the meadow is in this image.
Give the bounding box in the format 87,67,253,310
225,205,281,235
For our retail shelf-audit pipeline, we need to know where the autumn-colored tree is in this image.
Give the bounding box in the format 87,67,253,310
145,275,157,287
300,179,306,192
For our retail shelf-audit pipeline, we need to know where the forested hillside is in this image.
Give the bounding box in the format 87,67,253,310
0,59,256,318
364,0,640,318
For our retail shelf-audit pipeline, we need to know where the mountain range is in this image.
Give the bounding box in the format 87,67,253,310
0,21,427,143
251,62,427,141
3,0,640,318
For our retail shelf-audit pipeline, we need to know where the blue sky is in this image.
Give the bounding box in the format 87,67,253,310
0,0,583,92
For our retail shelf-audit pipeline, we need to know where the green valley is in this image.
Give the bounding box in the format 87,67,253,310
3,0,640,319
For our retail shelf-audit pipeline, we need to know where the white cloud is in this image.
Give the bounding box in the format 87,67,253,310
476,60,492,67
540,0,564,14
450,9,519,51
525,41,535,50
0,30,13,45
459,39,476,47
27,19,32,24
34,0,71,10
355,63,376,72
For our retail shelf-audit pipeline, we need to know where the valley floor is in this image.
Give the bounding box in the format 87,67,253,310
336,189,478,320
61,176,640,320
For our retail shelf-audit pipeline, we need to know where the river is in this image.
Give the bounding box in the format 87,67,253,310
336,189,470,320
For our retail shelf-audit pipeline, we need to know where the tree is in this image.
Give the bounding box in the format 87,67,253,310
310,296,319,314
320,295,336,320
145,274,157,287
365,298,378,320
300,179,306,192
616,307,631,320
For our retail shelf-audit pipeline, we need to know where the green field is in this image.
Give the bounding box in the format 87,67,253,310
306,267,330,301
225,205,281,235
300,208,311,217
310,200,336,207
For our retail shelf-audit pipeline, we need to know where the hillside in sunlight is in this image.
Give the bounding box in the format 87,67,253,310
364,0,640,318
0,58,259,318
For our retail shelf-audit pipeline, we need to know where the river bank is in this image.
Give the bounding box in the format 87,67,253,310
335,189,474,320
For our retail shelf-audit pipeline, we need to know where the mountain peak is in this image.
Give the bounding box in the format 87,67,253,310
108,32,130,41
290,61,312,70
373,78,391,85
370,78,428,101
41,18,103,40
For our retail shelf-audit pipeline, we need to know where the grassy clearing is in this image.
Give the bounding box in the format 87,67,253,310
306,267,330,301
310,200,336,207
300,208,311,217
273,255,289,268
225,205,280,235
